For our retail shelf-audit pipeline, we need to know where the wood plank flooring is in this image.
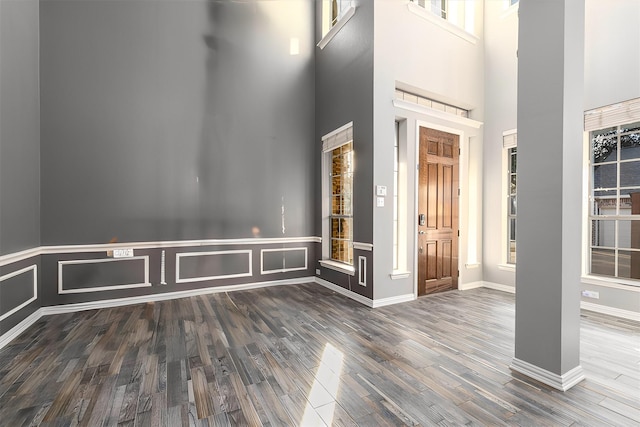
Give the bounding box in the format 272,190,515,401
0,284,638,426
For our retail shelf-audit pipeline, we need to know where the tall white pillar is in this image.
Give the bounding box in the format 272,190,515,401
511,0,586,391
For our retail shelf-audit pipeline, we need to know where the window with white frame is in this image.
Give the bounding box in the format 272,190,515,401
410,0,476,34
507,147,517,264
393,122,400,270
322,123,354,266
588,116,640,282
503,131,517,265
321,0,354,38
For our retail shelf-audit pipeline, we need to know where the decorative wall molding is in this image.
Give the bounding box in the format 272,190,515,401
58,257,150,294
260,247,308,275
0,237,321,267
176,250,252,284
510,358,585,392
393,99,483,129
358,256,367,286
0,247,40,268
353,242,373,251
0,265,38,322
43,236,321,254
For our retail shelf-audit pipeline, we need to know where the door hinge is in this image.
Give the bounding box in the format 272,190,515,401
417,163,420,170
458,188,460,196
458,230,460,237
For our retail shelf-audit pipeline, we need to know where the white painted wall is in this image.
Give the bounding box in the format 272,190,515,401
482,0,640,315
372,0,485,300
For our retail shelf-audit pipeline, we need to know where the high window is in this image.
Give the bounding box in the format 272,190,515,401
322,123,354,268
410,0,475,35
321,0,354,38
393,122,400,270
589,121,640,282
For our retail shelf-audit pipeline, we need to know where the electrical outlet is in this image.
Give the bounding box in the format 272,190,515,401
581,290,599,299
316,269,321,275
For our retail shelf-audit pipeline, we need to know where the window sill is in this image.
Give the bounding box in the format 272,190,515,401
319,259,355,276
317,6,356,50
498,263,516,272
407,3,478,45
390,271,411,280
581,275,640,291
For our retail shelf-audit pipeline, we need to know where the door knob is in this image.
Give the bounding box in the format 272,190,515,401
419,230,426,234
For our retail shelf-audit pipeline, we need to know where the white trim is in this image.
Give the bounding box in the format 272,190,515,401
319,259,355,276
0,265,38,322
358,256,366,286
510,359,585,392
0,308,43,351
58,257,150,294
390,271,411,280
500,1,519,20
0,247,40,267
260,247,308,275
315,276,373,307
581,275,640,291
482,281,516,294
498,264,516,272
580,301,640,322
317,6,356,50
393,99,483,129
353,242,373,251
176,250,252,284
322,121,354,142
406,2,479,45
465,263,481,269
43,236,320,254
371,293,415,308
43,277,315,316
458,280,484,291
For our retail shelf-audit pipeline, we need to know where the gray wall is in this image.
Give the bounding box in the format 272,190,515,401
0,0,40,256
40,0,315,245
314,1,374,299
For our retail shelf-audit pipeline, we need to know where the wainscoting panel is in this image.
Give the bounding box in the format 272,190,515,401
176,250,253,284
0,265,38,322
261,247,308,275
58,257,150,294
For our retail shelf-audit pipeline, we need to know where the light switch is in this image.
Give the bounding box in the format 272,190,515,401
376,197,385,207
376,185,387,196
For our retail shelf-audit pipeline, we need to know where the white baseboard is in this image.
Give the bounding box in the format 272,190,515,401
458,281,485,291
314,277,414,308
580,301,640,322
0,308,43,350
315,277,374,307
482,281,516,294
510,358,585,391
42,277,315,316
372,293,415,308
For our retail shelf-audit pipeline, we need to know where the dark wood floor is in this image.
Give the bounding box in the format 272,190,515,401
0,284,638,426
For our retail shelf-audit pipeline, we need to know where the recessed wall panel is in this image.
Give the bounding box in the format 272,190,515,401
0,265,38,322
176,250,252,283
58,257,149,294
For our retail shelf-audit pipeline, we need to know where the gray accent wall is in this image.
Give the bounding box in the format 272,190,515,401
314,1,374,299
0,0,40,256
39,0,315,245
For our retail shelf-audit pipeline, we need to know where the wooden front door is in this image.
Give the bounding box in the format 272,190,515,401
418,127,459,296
